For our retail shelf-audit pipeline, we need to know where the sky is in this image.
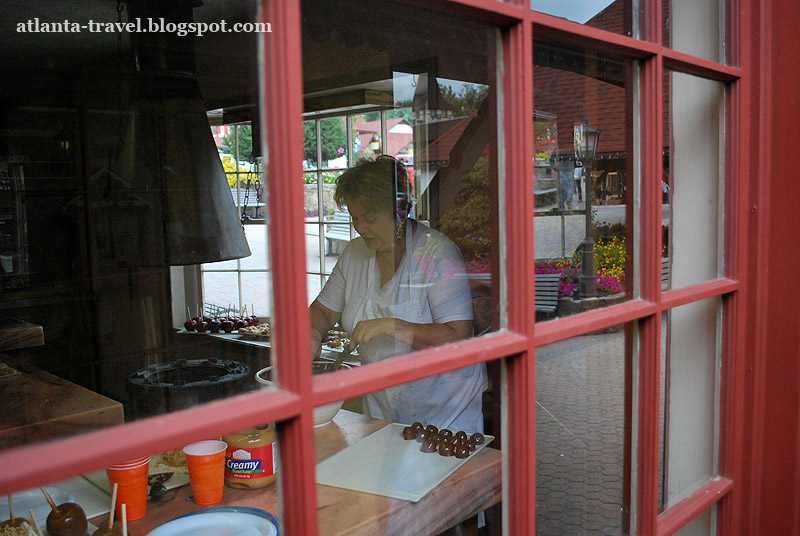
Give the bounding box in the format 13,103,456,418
531,0,616,24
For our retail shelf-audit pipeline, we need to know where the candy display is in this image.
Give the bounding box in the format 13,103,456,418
401,422,486,459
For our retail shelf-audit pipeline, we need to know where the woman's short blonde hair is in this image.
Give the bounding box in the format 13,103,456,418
334,156,411,216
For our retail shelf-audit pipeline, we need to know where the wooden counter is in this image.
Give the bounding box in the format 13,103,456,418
118,410,501,535
0,315,44,351
0,361,124,448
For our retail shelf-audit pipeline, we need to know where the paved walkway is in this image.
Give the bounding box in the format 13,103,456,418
535,330,628,535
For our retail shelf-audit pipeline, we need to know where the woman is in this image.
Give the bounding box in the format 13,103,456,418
309,156,486,432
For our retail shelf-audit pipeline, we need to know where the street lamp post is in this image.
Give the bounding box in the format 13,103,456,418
574,120,601,298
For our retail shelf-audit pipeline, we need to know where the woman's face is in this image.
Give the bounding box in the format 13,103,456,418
347,198,396,253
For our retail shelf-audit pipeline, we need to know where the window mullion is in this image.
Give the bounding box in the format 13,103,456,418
505,20,536,536
262,1,318,535
637,40,665,533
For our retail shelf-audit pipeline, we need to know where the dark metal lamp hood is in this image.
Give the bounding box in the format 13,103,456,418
120,0,251,266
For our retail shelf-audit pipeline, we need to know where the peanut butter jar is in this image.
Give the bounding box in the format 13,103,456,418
223,424,277,489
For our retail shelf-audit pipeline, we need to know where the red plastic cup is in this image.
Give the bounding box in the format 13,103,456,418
106,456,150,521
183,440,227,505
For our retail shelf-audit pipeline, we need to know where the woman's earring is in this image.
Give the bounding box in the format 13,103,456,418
395,221,406,240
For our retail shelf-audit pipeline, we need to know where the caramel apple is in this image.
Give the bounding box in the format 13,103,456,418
46,502,88,536
92,523,124,536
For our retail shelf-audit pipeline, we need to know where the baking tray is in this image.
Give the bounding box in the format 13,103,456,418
315,423,493,502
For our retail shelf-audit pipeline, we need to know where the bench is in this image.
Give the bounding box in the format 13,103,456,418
325,210,358,255
231,189,266,218
535,273,562,316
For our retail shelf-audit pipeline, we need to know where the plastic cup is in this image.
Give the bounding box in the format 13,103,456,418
183,440,227,505
106,456,150,521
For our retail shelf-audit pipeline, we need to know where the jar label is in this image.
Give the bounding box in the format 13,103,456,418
225,444,275,480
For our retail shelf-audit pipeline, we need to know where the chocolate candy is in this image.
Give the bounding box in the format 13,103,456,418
420,438,438,453
438,442,454,457
406,423,485,459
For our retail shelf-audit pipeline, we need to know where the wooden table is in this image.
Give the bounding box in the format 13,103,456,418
0,360,124,448
116,410,501,535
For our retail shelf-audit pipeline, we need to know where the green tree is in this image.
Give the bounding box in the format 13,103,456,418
439,157,491,263
223,125,254,161
439,83,489,116
303,119,347,163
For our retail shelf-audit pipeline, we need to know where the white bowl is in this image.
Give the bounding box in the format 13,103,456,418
256,360,350,427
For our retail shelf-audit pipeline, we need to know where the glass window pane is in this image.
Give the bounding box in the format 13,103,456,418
534,41,634,319
664,0,724,64
661,298,720,509
532,0,635,37
663,71,724,289
304,119,319,169
241,271,272,320
202,271,240,315
320,117,348,169
314,377,498,533
536,323,632,534
675,509,714,536
240,223,268,271
304,173,320,219
0,0,275,454
302,0,501,531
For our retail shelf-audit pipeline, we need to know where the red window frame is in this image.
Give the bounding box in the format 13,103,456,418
0,0,755,535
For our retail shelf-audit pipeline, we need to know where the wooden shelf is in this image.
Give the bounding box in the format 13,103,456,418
0,315,44,351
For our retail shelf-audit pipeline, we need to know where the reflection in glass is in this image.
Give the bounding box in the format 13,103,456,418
0,0,271,447
663,71,724,290
534,41,633,319
661,298,720,509
535,324,631,534
531,0,634,37
301,0,500,530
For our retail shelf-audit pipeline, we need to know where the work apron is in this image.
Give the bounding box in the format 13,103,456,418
341,228,486,432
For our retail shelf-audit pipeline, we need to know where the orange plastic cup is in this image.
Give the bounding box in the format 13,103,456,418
106,456,150,521
183,440,227,505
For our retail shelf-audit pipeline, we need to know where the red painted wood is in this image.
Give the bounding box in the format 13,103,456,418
0,388,301,495
637,44,664,534
506,20,537,536
260,1,319,534
656,477,734,536
311,333,527,407
754,0,800,533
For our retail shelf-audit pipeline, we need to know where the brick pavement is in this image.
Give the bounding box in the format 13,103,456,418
535,330,628,535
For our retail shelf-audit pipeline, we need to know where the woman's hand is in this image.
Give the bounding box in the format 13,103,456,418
351,318,395,347
310,329,324,359
353,318,473,351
